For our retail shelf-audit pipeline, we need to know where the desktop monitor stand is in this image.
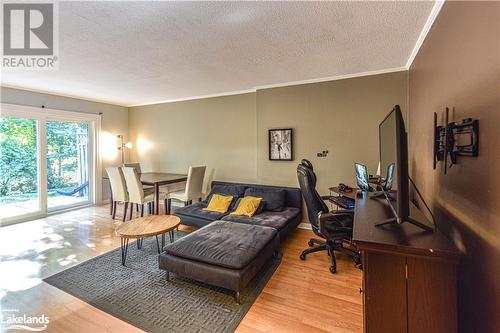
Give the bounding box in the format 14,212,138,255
375,216,434,232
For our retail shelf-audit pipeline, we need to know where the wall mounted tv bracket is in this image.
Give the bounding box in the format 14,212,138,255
433,107,479,174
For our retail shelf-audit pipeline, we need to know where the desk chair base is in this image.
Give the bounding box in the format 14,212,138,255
300,238,361,274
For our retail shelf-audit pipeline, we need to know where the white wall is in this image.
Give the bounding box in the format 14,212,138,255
129,93,258,184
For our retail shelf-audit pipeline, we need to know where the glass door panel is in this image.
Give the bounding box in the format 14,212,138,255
46,120,90,210
0,116,40,219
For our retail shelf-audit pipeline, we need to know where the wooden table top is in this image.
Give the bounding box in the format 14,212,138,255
116,215,181,239
139,172,187,185
103,172,187,185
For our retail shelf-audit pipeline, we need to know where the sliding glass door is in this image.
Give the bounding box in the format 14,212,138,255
0,116,42,220
46,120,91,211
0,104,100,226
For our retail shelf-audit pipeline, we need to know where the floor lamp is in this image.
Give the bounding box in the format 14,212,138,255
117,135,132,164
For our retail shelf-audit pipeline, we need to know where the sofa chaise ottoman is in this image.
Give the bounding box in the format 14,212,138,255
159,220,279,304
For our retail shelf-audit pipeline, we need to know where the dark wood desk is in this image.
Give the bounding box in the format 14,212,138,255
328,186,357,200
106,172,187,215
353,192,460,333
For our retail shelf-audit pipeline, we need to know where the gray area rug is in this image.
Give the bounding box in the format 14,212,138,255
44,231,281,333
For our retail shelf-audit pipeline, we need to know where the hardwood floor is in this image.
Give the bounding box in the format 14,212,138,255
0,205,362,333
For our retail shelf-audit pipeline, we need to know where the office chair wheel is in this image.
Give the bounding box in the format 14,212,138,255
354,257,362,270
299,253,306,260
308,240,315,247
329,266,337,273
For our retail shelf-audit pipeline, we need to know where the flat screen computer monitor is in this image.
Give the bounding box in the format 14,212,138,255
355,163,370,192
379,105,409,221
384,163,395,191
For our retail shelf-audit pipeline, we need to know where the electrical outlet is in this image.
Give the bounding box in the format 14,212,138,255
317,150,329,157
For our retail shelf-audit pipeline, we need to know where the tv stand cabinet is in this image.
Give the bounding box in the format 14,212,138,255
353,193,460,333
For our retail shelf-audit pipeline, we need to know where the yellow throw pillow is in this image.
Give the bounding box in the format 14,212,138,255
203,194,233,213
230,196,263,217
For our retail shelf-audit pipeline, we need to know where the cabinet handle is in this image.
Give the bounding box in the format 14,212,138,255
359,288,363,294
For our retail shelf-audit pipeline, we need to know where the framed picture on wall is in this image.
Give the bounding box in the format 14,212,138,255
269,128,293,161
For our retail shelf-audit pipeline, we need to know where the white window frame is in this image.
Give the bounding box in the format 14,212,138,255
0,103,102,226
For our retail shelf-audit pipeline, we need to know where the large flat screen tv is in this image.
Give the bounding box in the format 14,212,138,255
377,105,433,232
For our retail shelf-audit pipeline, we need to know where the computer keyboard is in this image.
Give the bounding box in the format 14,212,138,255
329,195,355,209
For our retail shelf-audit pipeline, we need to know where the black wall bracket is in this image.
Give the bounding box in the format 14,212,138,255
433,107,479,174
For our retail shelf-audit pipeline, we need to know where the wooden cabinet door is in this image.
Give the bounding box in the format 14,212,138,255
363,252,407,333
407,257,457,333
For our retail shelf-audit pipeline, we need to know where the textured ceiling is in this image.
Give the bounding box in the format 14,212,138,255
1,1,435,106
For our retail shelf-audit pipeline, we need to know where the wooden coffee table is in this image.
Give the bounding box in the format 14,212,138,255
116,215,181,265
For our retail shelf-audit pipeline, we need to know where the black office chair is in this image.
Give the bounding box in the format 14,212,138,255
297,161,360,273
300,159,332,201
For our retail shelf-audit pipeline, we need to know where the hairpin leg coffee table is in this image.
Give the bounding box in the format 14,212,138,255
116,215,181,265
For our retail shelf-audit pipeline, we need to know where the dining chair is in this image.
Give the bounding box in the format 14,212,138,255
121,167,155,220
123,162,154,211
201,167,215,200
123,162,142,174
164,165,206,214
105,167,129,221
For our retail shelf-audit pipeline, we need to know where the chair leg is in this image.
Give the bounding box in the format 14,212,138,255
299,243,327,260
129,204,133,220
141,204,144,217
123,202,128,222
164,199,168,215
167,199,172,215
136,204,139,212
188,200,192,205
327,243,337,273
308,238,325,247
112,201,117,220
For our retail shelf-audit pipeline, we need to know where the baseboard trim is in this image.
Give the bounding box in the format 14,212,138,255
298,222,312,230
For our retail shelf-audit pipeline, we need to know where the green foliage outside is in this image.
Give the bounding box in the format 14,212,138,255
0,117,88,201
0,118,38,197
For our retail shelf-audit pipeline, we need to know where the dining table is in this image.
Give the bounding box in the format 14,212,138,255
105,172,188,215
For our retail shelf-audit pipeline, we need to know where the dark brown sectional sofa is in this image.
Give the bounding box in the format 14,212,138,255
158,181,302,303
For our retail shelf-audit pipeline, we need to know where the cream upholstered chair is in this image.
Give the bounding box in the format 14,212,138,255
164,166,206,214
201,167,215,200
123,162,142,174
123,162,154,205
105,167,129,221
121,167,155,220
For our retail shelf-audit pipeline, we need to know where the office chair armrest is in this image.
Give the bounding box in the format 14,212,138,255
322,210,354,219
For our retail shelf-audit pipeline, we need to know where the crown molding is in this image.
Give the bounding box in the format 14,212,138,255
253,67,407,91
405,0,445,69
127,89,256,108
0,83,129,107
129,67,407,107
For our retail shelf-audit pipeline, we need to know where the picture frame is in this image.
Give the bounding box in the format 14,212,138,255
268,128,293,161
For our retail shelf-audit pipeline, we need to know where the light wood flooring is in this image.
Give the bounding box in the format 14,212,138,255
0,205,362,333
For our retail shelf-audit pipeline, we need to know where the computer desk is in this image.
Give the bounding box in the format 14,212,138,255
327,186,356,210
353,192,460,333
